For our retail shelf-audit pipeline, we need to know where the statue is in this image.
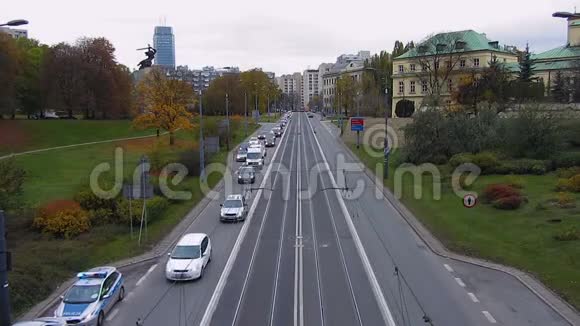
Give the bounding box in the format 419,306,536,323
137,45,157,70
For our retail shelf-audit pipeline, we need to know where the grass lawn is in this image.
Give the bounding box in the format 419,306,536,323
6,117,258,316
347,143,580,310
0,120,156,156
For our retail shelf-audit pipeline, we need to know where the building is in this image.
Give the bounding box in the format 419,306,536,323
153,26,176,69
321,51,371,112
302,69,320,109
392,30,518,116
276,73,302,110
526,12,580,95
167,65,240,93
0,27,27,39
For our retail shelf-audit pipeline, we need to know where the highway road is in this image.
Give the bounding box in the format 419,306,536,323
39,113,572,326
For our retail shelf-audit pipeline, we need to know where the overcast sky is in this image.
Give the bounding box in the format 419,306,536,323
3,0,578,75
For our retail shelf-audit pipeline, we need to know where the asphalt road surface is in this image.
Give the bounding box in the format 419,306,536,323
40,114,572,326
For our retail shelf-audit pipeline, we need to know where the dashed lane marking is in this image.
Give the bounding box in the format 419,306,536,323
482,311,497,324
455,277,466,288
106,308,119,321
468,292,480,303
443,264,454,273
136,264,157,287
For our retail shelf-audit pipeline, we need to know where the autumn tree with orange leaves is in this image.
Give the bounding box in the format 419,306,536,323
133,68,195,145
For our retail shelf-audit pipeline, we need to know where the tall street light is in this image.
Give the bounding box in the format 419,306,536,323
244,91,248,137
225,93,230,151
0,19,28,27
198,90,205,183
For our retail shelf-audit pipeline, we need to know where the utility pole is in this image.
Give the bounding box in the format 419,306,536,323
0,210,11,326
199,90,205,182
267,94,270,117
244,91,248,137
384,87,390,179
225,93,230,151
356,90,361,149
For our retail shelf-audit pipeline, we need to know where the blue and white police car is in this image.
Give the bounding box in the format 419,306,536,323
54,267,125,326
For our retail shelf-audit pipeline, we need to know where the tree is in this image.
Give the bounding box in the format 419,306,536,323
480,56,512,110
552,71,569,103
0,34,20,119
410,32,468,106
0,158,26,210
517,44,536,83
134,68,195,145
15,38,47,119
453,70,483,111
336,74,358,116
240,69,278,114
307,95,323,111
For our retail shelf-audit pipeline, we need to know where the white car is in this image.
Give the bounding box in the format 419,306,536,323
248,137,260,146
165,233,212,281
220,194,248,222
246,146,265,169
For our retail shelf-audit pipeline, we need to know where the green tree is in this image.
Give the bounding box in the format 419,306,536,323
15,38,47,119
336,74,358,116
517,44,536,83
552,71,569,103
0,34,20,119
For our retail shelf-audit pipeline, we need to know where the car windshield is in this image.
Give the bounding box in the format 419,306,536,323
224,199,243,208
171,245,201,259
247,152,261,159
238,148,247,154
240,168,254,175
64,284,101,304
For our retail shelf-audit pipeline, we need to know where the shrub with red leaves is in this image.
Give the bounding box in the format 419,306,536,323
492,195,523,210
37,200,81,216
482,184,521,203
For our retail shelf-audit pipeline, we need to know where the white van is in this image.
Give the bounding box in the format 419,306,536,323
246,146,265,169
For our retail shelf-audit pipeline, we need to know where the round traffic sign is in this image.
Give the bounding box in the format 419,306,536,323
463,194,477,208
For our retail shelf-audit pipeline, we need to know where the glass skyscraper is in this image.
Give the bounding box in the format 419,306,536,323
153,26,175,69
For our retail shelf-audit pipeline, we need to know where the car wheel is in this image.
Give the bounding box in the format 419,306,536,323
97,311,104,326
199,265,205,279
118,286,125,302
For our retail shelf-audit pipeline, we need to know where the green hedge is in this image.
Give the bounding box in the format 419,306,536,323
489,159,549,175
553,152,580,169
448,152,500,174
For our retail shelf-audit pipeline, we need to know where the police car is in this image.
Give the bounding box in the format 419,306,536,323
54,267,125,326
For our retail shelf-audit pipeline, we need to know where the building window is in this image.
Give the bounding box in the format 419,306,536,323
410,64,416,72
460,59,466,68
434,61,440,69
410,81,416,94
398,65,404,73
421,81,428,93
446,61,452,69
398,81,405,94
473,58,480,67
448,79,453,92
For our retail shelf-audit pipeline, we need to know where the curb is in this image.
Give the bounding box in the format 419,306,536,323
19,126,262,321
323,121,580,326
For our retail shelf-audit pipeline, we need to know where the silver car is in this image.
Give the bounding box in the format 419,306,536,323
220,194,248,222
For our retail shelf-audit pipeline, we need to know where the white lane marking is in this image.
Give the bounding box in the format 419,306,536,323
468,292,480,303
306,117,396,326
444,264,454,273
136,264,157,287
200,117,292,326
455,277,466,288
294,115,304,326
482,311,497,323
106,308,119,321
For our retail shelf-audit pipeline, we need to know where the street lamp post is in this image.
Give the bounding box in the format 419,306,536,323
199,91,205,182
244,91,248,137
0,210,11,326
384,87,390,179
225,93,230,151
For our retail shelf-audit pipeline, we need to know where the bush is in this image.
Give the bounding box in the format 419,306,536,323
449,153,474,168
74,189,118,224
506,175,525,189
500,104,560,159
0,158,26,210
490,159,548,175
556,178,572,191
33,201,90,238
492,195,523,210
448,152,499,174
556,167,580,179
570,175,580,192
554,227,579,241
116,196,169,225
556,192,576,208
482,184,521,203
553,152,580,169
